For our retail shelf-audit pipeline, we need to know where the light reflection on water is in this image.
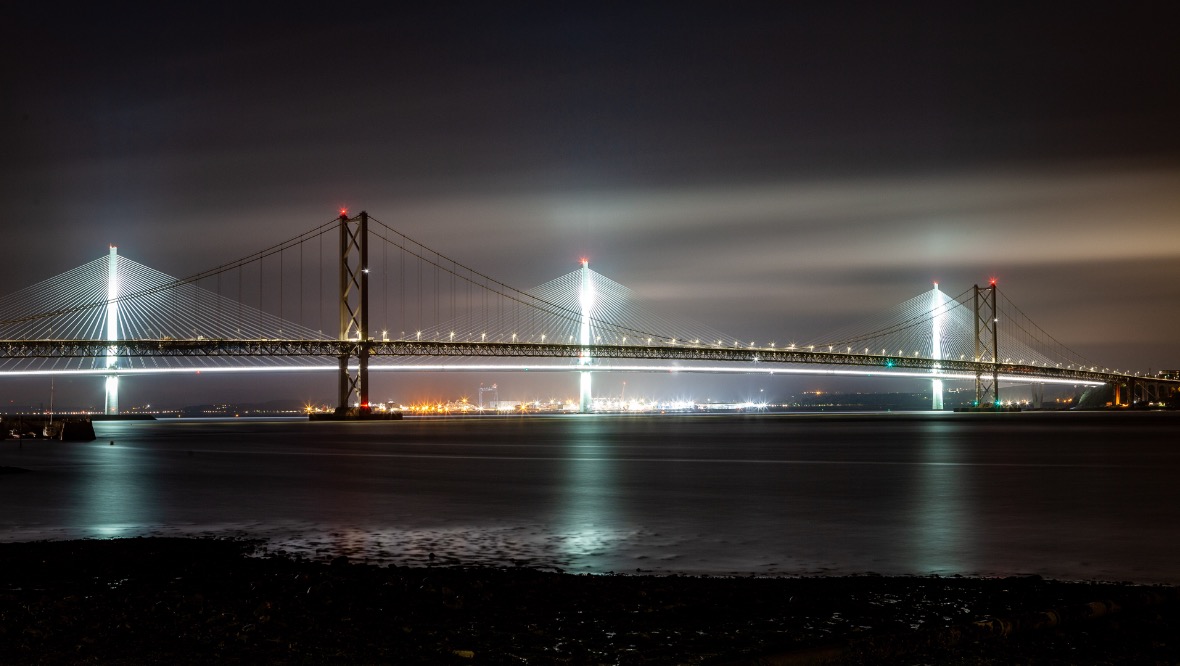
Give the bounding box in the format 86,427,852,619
559,418,619,567
912,420,969,576
3,413,1180,583
79,438,152,537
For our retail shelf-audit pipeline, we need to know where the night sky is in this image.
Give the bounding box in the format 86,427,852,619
3,3,1179,408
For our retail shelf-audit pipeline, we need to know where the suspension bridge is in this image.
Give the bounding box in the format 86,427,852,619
0,212,1175,415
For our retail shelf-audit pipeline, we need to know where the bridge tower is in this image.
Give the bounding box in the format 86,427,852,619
579,258,593,413
336,211,371,414
104,245,120,415
973,281,1000,407
930,283,946,410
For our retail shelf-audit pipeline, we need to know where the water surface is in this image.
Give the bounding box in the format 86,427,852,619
2,411,1177,582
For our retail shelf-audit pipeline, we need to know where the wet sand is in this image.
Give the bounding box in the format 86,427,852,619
2,538,1177,664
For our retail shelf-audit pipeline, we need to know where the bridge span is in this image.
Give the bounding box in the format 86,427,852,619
3,337,1176,410
0,338,1138,387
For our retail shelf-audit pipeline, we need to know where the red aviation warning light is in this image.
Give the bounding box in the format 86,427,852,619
989,277,997,286
339,207,349,217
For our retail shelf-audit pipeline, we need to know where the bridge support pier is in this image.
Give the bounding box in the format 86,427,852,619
1124,378,1166,407
580,371,592,413
104,375,119,416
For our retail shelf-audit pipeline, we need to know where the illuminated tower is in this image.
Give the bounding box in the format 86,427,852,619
104,245,119,415
973,281,1000,407
578,258,593,413
930,282,945,410
337,211,370,414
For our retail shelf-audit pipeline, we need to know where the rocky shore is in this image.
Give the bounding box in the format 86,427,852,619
1,538,1177,664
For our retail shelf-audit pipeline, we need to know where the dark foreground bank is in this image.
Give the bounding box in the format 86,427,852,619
1,539,1177,665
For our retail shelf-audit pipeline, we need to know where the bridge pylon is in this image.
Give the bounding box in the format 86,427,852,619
578,258,593,413
103,245,121,415
973,282,1000,407
337,211,370,414
930,283,946,410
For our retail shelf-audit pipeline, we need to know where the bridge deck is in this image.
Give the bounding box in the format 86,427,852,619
0,339,1167,386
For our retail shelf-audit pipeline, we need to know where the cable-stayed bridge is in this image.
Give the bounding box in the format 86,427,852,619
0,212,1175,414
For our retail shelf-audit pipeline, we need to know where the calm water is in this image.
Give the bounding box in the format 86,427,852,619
2,412,1178,583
